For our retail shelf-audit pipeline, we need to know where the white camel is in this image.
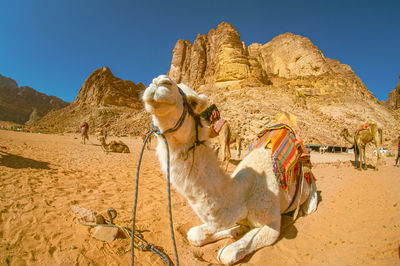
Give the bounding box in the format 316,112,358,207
142,75,318,265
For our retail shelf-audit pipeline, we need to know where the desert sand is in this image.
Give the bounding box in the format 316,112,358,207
0,130,399,265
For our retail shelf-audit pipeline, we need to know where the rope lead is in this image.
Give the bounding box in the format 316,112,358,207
132,129,179,266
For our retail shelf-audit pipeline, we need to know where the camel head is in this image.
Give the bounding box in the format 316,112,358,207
142,75,208,136
98,135,106,146
340,128,349,137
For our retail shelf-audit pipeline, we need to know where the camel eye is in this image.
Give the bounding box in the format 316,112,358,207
190,101,198,108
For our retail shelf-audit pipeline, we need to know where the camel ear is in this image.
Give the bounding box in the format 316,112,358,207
187,94,208,114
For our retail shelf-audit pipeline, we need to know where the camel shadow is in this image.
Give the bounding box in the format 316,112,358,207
237,218,300,264
350,160,375,169
279,189,323,241
317,190,323,204
0,151,51,170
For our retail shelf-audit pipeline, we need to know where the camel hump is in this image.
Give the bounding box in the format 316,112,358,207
275,112,297,127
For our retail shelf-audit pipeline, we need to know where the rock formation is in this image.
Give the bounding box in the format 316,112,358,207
74,66,145,108
385,75,400,110
0,74,69,124
248,33,372,99
34,67,150,136
33,22,400,149
168,22,399,149
168,22,372,100
169,22,269,89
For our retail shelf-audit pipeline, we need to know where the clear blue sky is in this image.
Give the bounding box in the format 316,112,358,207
0,0,399,102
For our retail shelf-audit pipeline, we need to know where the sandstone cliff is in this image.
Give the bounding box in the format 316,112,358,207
74,66,145,108
169,22,400,149
168,23,372,100
169,22,269,89
385,75,400,110
35,23,400,151
0,74,69,124
34,67,150,136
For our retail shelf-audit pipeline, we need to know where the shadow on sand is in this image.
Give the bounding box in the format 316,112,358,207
0,151,51,170
350,160,375,169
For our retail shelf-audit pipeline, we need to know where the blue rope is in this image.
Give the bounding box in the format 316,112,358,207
131,129,155,265
160,133,180,266
132,129,180,266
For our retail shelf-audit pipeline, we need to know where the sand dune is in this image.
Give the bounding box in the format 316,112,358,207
0,130,399,265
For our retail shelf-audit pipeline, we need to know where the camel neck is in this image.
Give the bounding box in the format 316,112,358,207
172,143,245,226
170,143,232,191
342,131,354,144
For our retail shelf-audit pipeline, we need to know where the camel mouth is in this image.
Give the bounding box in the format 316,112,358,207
143,97,178,116
144,98,176,108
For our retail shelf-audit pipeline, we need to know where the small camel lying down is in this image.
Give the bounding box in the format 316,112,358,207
142,75,318,265
98,136,130,153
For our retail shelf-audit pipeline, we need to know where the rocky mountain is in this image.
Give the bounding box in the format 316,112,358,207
169,23,372,99
34,67,151,136
0,74,69,124
168,22,400,149
385,75,400,110
74,66,144,108
34,22,400,150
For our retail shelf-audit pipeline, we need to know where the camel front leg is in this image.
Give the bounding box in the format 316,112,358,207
217,221,280,265
354,147,360,169
187,224,249,247
362,147,367,170
219,135,230,171
363,147,367,170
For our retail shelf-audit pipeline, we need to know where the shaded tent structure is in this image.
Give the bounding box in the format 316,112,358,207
305,144,352,153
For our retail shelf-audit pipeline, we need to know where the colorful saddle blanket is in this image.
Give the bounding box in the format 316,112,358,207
213,119,226,135
355,122,371,135
248,120,311,190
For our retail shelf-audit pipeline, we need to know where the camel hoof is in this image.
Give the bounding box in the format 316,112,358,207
187,227,206,247
217,244,243,265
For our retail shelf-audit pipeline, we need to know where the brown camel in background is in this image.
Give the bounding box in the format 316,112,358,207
201,104,242,171
340,122,383,170
98,136,130,153
216,122,242,167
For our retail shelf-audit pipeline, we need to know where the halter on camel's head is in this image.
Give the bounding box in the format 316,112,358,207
143,75,208,146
